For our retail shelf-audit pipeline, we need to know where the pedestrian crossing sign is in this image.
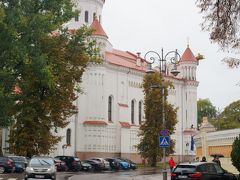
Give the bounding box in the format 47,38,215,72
159,136,170,147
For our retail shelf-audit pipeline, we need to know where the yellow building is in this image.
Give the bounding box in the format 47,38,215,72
194,117,240,173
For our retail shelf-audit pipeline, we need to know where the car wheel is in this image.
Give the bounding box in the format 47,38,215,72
0,166,5,174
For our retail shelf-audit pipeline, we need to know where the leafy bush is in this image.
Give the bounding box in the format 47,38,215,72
231,135,240,173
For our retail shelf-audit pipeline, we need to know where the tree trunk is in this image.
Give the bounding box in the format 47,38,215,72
151,155,157,167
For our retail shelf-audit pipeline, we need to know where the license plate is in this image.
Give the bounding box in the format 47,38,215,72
35,175,44,178
178,175,187,178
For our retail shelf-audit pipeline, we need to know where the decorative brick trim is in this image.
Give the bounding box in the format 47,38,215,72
119,121,131,128
118,103,129,108
83,120,107,125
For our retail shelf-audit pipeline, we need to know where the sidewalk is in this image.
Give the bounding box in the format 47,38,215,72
131,173,171,180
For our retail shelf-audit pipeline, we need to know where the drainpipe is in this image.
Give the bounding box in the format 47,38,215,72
74,98,79,157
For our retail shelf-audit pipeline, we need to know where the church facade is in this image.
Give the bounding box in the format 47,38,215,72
50,0,199,162
2,0,199,162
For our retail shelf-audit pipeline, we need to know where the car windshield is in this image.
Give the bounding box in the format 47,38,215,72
174,165,196,173
30,158,54,166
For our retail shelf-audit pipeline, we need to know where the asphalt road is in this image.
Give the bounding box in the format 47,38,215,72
68,169,171,180
0,168,171,180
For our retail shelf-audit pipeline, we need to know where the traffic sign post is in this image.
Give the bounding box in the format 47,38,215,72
159,136,170,147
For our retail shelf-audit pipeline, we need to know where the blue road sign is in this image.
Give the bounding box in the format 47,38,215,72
159,136,170,147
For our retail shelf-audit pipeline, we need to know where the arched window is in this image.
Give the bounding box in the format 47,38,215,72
85,11,89,23
108,96,113,122
66,128,71,145
139,101,142,124
131,100,135,124
75,11,79,21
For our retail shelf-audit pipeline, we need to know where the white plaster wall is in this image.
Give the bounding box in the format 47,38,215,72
120,128,130,153
50,115,76,157
2,61,198,157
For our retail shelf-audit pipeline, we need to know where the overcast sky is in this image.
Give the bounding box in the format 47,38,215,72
101,0,240,110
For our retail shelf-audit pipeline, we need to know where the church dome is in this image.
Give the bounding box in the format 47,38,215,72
180,45,197,62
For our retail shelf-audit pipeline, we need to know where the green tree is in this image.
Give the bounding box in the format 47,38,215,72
137,71,178,167
197,98,217,124
0,0,97,157
196,0,240,68
212,100,240,130
231,134,240,172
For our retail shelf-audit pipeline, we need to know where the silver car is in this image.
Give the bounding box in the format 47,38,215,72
24,156,56,180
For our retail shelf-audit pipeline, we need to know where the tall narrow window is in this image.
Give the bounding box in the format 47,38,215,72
75,11,79,22
139,101,142,124
131,100,135,124
108,96,113,122
66,129,71,145
85,11,89,23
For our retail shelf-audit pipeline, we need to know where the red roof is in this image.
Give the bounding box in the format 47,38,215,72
180,46,197,62
90,18,108,38
83,120,107,125
105,49,146,72
119,121,131,128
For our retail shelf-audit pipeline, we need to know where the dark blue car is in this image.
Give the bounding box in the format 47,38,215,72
8,156,27,173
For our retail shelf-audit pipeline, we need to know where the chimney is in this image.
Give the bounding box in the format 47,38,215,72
136,52,141,66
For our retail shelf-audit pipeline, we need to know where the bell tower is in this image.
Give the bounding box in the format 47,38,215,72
66,0,105,29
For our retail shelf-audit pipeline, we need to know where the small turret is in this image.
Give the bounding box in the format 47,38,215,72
179,45,198,81
90,17,112,56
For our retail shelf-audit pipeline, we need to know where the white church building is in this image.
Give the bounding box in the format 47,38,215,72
2,0,200,163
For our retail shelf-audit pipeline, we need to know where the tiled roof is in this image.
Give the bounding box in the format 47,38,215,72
105,49,146,72
90,18,108,38
83,120,107,125
180,46,197,62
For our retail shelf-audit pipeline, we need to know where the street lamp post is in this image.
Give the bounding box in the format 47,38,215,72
144,48,180,180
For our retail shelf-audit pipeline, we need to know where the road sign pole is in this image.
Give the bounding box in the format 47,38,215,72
162,87,167,180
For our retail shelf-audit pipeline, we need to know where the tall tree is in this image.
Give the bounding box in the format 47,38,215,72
196,0,240,68
137,71,178,167
212,100,240,130
0,0,97,157
197,98,217,124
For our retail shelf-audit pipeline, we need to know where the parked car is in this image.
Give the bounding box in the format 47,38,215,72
8,156,26,173
83,159,104,171
171,162,237,180
120,158,137,170
54,158,67,171
24,156,56,180
55,156,81,172
105,157,130,170
116,158,130,170
81,161,92,171
0,156,15,173
89,157,110,170
105,157,121,170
